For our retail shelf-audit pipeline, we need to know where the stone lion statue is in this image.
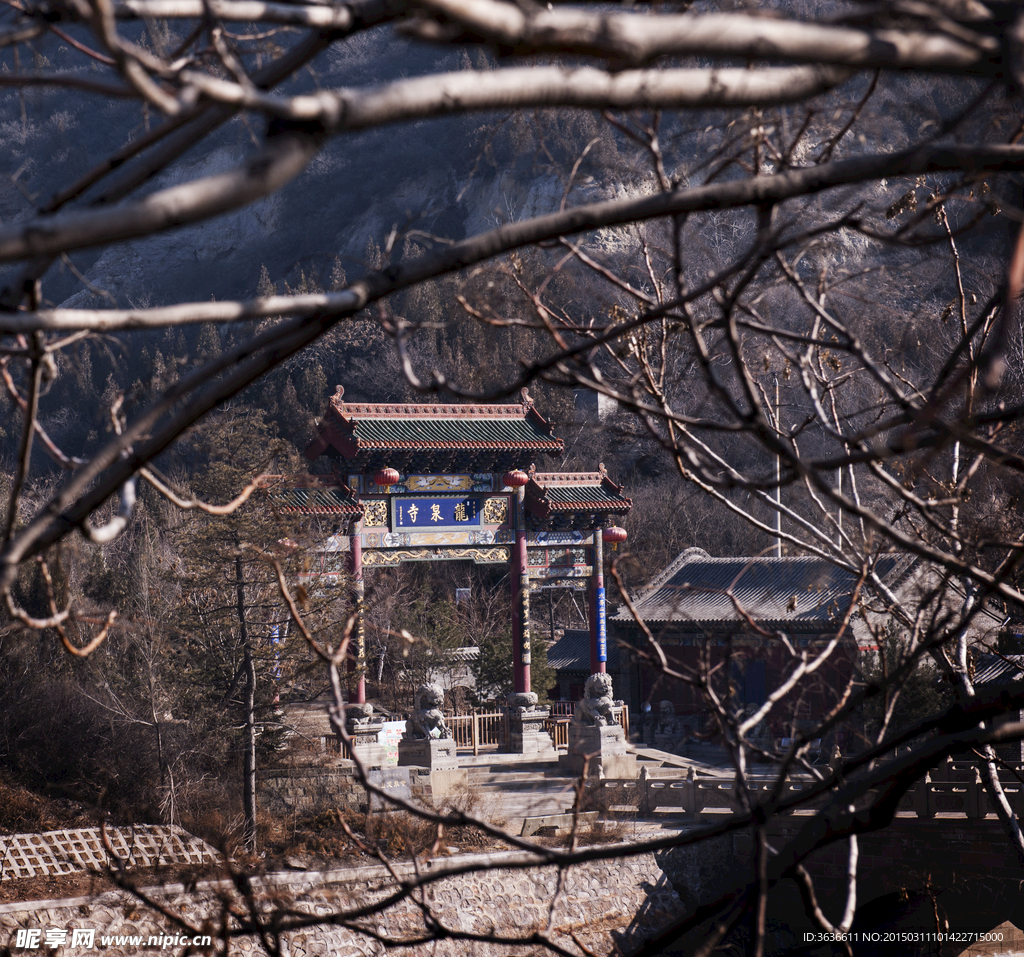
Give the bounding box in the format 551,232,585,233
405,683,451,739
506,691,538,713
574,673,616,727
654,700,678,736
346,702,375,727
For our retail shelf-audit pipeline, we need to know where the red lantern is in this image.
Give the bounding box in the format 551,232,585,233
374,468,400,488
502,469,529,488
602,526,627,543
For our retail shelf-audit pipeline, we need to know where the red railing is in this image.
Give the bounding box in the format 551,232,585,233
340,706,631,756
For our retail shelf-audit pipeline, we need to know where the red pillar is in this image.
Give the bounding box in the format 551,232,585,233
511,489,531,694
590,531,606,674
347,518,366,704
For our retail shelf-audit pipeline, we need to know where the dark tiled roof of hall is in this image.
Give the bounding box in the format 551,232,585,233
614,548,915,627
973,653,1024,687
548,628,624,673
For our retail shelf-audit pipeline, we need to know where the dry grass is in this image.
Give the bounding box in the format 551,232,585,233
259,782,517,867
0,775,98,833
572,816,629,845
562,780,638,846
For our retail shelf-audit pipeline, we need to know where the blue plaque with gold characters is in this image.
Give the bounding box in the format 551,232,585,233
394,497,481,529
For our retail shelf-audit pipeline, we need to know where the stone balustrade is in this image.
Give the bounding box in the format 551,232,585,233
571,766,1024,820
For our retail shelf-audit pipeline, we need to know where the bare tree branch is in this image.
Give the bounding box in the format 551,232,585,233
406,0,997,71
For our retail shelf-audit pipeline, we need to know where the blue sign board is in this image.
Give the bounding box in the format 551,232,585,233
596,587,607,662
394,497,481,528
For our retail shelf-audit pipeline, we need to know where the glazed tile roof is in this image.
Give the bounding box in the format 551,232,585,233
261,478,361,515
613,548,916,628
525,468,632,518
305,386,562,471
348,417,555,446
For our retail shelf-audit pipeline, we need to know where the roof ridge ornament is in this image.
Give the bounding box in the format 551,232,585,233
520,387,534,409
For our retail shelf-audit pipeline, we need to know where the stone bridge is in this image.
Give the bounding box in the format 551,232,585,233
584,762,1024,955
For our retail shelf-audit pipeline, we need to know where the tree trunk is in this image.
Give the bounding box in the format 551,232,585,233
235,551,257,853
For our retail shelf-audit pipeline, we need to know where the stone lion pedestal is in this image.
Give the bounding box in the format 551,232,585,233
396,683,467,798
559,674,637,780
346,703,386,770
506,692,556,755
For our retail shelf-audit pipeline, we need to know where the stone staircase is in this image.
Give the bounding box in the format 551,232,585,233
464,759,579,825
461,755,669,830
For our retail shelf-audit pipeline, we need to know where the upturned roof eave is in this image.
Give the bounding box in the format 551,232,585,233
537,500,632,512
523,468,632,520
259,475,363,517
273,506,362,515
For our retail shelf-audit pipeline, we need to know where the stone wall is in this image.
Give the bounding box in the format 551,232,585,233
257,764,432,814
774,817,1024,927
0,849,681,957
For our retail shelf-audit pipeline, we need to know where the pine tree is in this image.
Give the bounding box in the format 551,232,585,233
171,408,351,849
172,410,291,850
256,264,276,299
328,258,347,292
